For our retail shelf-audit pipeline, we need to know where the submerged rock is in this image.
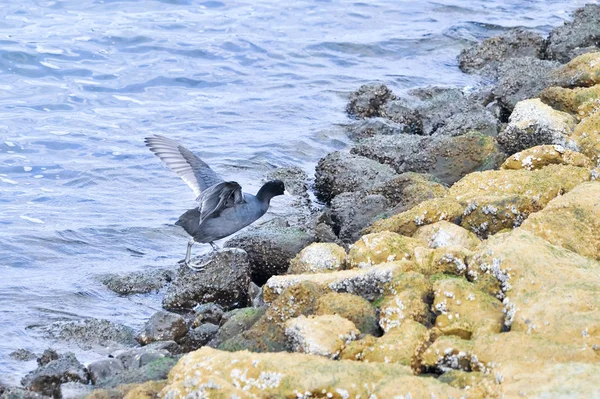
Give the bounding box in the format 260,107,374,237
224,220,314,285
458,28,545,75
346,83,396,118
100,269,173,296
314,151,397,203
40,319,137,350
497,98,577,154
546,4,600,62
21,353,88,397
136,310,188,345
162,248,251,310
9,349,37,362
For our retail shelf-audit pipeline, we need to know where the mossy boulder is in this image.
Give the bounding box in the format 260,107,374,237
571,111,600,164
413,245,472,277
288,243,346,274
347,231,425,268
539,84,600,120
413,221,480,250
284,315,359,358
501,144,593,170
551,52,600,88
378,272,432,332
315,293,379,335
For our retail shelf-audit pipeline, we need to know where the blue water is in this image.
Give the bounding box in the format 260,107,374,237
0,0,593,383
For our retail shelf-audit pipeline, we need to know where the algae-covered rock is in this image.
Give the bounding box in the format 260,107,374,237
370,172,448,210
413,245,472,277
368,197,464,237
458,28,545,75
432,278,504,339
315,293,379,335
347,231,424,268
86,380,166,399
212,307,265,347
341,320,428,369
521,182,600,261
501,144,593,170
313,151,397,204
378,272,432,332
551,52,600,88
571,111,600,164
288,243,346,274
159,347,465,398
284,315,359,358
539,84,600,120
351,131,504,185
413,221,480,250
497,98,577,154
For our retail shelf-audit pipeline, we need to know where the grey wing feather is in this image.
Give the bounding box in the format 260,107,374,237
197,181,245,224
145,135,224,197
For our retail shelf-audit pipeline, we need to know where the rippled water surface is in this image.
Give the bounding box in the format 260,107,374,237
0,0,593,381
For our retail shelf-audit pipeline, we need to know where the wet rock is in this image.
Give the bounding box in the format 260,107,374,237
370,172,448,212
343,117,412,141
40,319,137,350
114,342,175,370
288,243,346,274
21,353,88,397
100,268,173,296
264,166,309,197
315,293,379,335
212,307,265,347
136,310,188,345
413,221,481,250
178,323,219,351
539,84,600,120
346,83,396,118
497,98,577,154
0,387,48,399
493,57,560,112
9,349,36,362
161,347,464,398
379,100,423,134
162,248,251,310
501,144,593,171
328,192,390,244
314,151,397,203
521,182,600,261
546,4,600,62
551,52,600,88
88,359,124,385
95,357,177,389
37,350,58,367
571,111,600,165
192,303,224,326
458,28,545,75
351,131,505,185
432,277,504,339
285,315,360,358
347,231,424,268
341,320,428,368
224,220,314,286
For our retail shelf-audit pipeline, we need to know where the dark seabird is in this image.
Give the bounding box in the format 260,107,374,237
145,135,285,268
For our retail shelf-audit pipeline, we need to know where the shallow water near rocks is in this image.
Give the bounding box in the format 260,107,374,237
0,0,591,382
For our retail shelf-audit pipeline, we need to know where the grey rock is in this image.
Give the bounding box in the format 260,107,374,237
346,83,396,118
37,350,58,367
193,303,224,326
225,220,314,286
21,353,88,397
137,310,188,345
351,132,504,185
380,100,423,134
546,4,600,62
344,118,413,141
96,357,177,389
9,349,36,362
314,151,397,204
0,387,48,399
313,222,339,244
369,172,447,213
59,382,93,399
162,248,251,310
264,167,309,197
114,342,176,370
493,57,560,112
329,192,390,244
40,319,137,350
211,307,266,348
100,268,173,296
248,282,265,308
87,359,124,385
178,323,219,351
458,28,545,75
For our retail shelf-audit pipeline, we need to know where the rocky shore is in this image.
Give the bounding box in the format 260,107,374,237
4,4,600,399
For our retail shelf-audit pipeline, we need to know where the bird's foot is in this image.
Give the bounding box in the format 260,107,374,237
186,260,208,272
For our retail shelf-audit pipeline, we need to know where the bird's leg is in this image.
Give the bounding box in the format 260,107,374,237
179,238,195,267
209,242,220,251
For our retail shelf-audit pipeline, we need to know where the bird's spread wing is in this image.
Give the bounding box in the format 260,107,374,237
145,135,224,197
197,181,245,224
